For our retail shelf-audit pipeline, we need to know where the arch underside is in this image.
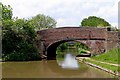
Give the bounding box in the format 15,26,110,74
47,39,91,60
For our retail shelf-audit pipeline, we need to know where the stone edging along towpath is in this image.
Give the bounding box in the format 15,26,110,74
75,57,120,76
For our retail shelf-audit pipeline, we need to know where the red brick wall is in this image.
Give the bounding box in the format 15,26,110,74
106,31,120,52
37,27,107,55
37,27,106,45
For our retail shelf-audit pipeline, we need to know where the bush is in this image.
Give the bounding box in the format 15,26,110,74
2,29,22,56
4,52,41,61
4,41,41,61
117,29,120,31
5,52,29,61
56,42,67,52
17,41,37,54
75,42,90,51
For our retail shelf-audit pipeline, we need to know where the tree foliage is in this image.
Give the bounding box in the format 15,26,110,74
29,14,57,30
56,42,90,52
80,16,111,27
75,42,90,51
2,17,38,59
13,18,37,43
56,42,67,52
1,3,41,61
2,3,13,20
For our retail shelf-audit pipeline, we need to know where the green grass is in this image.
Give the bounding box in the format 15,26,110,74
83,59,119,73
78,49,88,55
91,48,119,64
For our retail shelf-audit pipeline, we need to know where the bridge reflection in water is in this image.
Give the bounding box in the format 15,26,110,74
57,48,79,69
2,48,114,78
61,54,79,69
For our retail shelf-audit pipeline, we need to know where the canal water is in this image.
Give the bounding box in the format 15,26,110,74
2,48,114,78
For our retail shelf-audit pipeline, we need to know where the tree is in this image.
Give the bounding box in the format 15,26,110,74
2,18,37,55
2,2,13,36
80,16,111,27
1,3,13,21
29,14,57,30
2,3,40,60
13,18,37,43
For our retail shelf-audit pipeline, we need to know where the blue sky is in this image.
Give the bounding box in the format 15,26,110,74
1,0,119,28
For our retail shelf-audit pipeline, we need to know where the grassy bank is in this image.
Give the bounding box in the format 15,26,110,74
83,58,119,73
78,49,88,55
91,48,119,64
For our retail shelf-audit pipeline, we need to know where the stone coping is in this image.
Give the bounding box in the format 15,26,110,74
75,57,120,76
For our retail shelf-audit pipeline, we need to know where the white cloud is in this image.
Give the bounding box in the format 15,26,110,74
82,3,98,9
1,0,119,28
57,18,66,27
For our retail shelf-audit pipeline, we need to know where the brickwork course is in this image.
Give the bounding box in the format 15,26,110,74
35,27,120,59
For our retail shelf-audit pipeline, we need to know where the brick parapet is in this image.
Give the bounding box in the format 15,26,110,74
106,31,120,51
37,27,106,42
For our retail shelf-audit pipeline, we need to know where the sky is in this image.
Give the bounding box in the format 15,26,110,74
1,0,120,28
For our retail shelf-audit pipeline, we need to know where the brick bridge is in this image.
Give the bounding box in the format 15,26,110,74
35,27,120,59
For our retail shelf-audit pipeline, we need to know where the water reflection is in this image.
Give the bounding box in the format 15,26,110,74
58,54,79,69
57,48,79,70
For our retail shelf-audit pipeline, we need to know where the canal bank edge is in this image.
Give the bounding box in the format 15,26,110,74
75,57,120,77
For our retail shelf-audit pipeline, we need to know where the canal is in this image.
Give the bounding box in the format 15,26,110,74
2,48,114,78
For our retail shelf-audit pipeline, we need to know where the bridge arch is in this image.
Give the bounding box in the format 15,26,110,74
46,39,90,59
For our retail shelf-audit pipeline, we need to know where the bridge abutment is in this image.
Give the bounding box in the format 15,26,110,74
34,39,47,58
105,31,120,52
